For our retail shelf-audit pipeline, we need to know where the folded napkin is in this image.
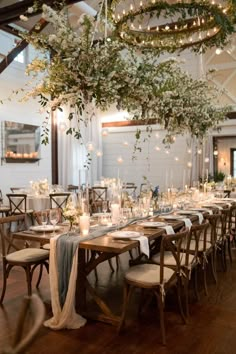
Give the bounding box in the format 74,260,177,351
160,225,175,235
192,212,203,224
198,208,213,215
133,235,149,258
182,218,192,228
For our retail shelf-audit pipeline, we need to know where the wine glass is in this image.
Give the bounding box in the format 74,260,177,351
102,200,108,214
49,209,59,235
41,211,48,237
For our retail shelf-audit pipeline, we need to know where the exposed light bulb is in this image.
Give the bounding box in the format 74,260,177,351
96,150,103,157
213,150,218,156
123,9,126,15
86,142,94,151
175,157,179,161
187,162,192,168
147,25,150,31
155,146,160,151
216,48,222,55
123,141,129,146
130,4,133,10
197,149,202,154
102,129,108,137
140,1,143,7
205,157,210,163
165,25,170,30
156,26,159,31
187,148,192,154
117,156,123,164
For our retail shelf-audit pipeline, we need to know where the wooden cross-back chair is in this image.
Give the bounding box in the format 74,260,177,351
0,214,49,304
49,193,70,211
10,187,22,193
91,187,108,213
2,294,45,354
118,229,189,345
67,184,79,193
6,194,34,224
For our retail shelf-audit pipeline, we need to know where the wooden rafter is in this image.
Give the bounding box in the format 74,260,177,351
0,0,83,26
0,18,47,74
0,24,21,38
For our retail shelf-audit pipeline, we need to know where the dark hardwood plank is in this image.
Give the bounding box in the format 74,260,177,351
1,250,236,353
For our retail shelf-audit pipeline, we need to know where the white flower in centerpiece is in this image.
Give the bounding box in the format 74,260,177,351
19,15,28,21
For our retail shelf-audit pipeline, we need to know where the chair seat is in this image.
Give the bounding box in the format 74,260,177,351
6,248,49,263
152,251,196,266
42,243,50,250
125,264,174,286
188,240,212,252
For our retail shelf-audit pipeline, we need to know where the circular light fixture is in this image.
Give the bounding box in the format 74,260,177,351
111,0,235,53
213,149,219,156
187,161,192,168
205,157,210,163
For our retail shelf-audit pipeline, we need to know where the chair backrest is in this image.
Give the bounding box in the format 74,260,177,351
189,220,209,256
33,208,62,225
122,185,137,197
0,214,26,257
91,187,108,202
67,184,79,193
221,208,231,235
7,194,27,214
49,193,70,210
205,213,220,245
3,294,45,354
10,188,22,193
230,204,236,233
159,228,189,283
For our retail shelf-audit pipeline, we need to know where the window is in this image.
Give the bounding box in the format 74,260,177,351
14,51,24,63
230,149,236,177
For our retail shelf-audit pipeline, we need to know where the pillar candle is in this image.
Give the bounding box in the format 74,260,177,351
79,214,90,236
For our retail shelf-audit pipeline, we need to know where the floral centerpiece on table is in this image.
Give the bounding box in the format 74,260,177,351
63,200,82,230
31,178,49,195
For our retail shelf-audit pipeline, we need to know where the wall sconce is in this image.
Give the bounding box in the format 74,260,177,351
213,149,218,157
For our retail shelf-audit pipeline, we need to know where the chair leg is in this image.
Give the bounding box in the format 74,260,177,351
176,277,186,324
227,236,233,264
0,268,7,304
203,260,208,296
154,290,166,346
108,259,115,272
118,283,133,333
115,256,119,270
25,266,32,296
223,239,227,271
36,264,43,288
183,277,190,317
193,267,200,301
210,251,217,284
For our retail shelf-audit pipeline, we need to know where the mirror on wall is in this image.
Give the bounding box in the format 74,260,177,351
1,121,41,163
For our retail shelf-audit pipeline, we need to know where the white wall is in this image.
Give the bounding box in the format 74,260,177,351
0,39,51,200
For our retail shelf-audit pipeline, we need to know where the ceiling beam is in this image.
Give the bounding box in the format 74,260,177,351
0,18,47,74
0,24,21,37
0,0,84,26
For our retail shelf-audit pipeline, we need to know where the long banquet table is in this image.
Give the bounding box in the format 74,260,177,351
12,212,206,326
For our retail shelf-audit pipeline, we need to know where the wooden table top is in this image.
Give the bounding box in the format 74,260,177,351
12,213,200,254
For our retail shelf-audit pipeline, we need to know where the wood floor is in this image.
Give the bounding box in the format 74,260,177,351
1,251,236,354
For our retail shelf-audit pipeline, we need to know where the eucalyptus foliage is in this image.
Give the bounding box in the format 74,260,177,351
20,4,228,146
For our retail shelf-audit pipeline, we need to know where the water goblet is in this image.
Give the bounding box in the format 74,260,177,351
49,209,59,235
41,211,48,237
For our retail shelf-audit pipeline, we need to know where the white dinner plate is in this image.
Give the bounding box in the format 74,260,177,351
92,213,111,217
30,225,61,233
189,208,207,212
177,210,196,215
139,221,166,228
162,215,183,220
108,231,140,239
